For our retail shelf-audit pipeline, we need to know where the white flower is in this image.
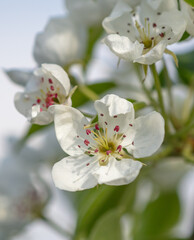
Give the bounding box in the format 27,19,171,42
102,0,186,65
65,0,117,26
0,153,49,237
33,16,87,66
14,64,72,125
52,94,164,191
180,0,194,36
163,84,194,126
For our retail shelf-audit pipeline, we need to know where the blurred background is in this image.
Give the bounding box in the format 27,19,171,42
0,1,194,240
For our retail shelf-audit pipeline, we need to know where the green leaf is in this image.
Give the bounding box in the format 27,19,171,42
184,0,194,7
74,182,138,239
133,102,147,111
72,81,116,108
133,191,181,240
180,31,190,41
177,51,194,85
89,209,122,240
84,26,104,67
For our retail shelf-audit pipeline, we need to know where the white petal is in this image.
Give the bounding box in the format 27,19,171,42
41,64,71,96
53,105,89,156
94,157,142,186
94,94,135,136
52,155,98,191
33,17,87,66
132,111,165,158
31,105,53,125
157,9,186,43
103,1,133,34
95,94,134,116
14,92,54,125
14,92,36,118
180,0,194,36
103,34,144,61
134,40,167,65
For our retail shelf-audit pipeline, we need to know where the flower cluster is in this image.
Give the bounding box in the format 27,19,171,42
3,0,194,238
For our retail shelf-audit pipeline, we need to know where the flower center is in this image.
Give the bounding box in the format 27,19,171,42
135,19,154,49
32,77,61,111
77,123,128,166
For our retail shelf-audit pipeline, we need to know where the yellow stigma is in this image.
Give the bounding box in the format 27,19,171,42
135,19,153,49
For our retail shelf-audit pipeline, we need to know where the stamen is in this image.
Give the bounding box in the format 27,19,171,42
84,140,90,146
117,145,122,152
86,129,91,135
106,150,112,155
114,125,120,132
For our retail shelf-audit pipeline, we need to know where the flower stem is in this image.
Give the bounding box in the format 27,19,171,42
163,60,173,110
150,64,169,133
78,84,99,101
134,63,159,110
41,214,72,238
172,122,194,139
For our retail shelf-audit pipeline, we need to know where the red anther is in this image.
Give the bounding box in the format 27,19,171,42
40,108,43,112
86,129,91,135
100,113,104,116
129,124,133,127
159,32,165,38
106,150,112,155
50,85,54,91
37,99,41,104
48,78,53,84
153,23,157,28
95,124,100,130
84,140,90,146
114,125,120,132
54,93,58,98
123,135,126,138
86,163,90,166
117,145,122,152
132,141,134,145
113,115,117,118
78,145,81,148
105,121,108,125
95,149,99,153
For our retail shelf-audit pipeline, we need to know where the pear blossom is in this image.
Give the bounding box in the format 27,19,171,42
163,84,194,126
102,0,186,65
33,16,87,66
14,64,73,125
180,0,194,36
52,94,164,191
0,153,49,238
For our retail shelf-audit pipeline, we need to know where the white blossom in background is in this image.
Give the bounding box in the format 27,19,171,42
163,84,194,126
65,0,117,26
0,154,49,238
102,0,186,65
33,16,87,67
14,64,73,125
180,0,194,36
52,94,164,191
